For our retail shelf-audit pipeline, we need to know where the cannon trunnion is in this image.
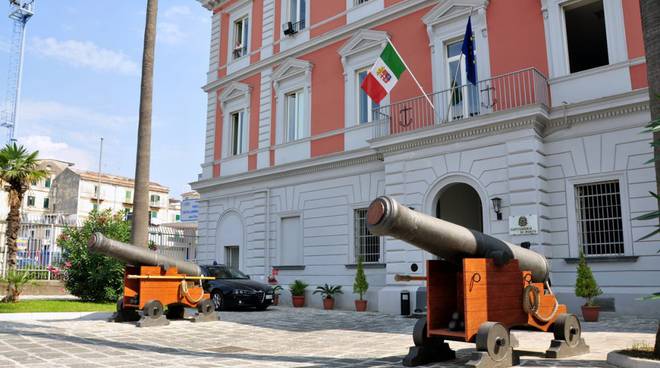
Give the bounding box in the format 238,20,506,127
366,197,589,367
89,233,217,327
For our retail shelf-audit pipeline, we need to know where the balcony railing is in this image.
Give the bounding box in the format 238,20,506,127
373,68,550,138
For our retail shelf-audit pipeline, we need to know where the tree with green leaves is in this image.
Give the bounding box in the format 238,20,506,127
353,257,369,301
0,143,47,302
574,252,602,307
58,209,131,303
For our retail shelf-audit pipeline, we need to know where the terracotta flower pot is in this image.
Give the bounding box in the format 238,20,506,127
323,297,335,310
355,299,368,312
581,305,600,322
292,295,305,308
272,294,279,306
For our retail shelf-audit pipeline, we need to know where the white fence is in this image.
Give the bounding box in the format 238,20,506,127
0,220,197,280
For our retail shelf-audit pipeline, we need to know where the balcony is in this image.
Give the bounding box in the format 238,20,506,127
372,68,550,139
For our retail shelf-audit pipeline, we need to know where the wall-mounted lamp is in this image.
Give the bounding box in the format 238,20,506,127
491,197,502,220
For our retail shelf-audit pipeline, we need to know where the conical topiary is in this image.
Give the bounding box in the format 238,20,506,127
575,251,602,306
353,257,369,301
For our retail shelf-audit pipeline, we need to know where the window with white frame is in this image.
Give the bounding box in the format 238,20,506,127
354,208,380,263
354,0,371,5
286,0,306,32
230,110,248,155
285,90,305,142
232,16,249,59
563,0,608,74
357,68,380,124
446,40,479,120
574,180,624,256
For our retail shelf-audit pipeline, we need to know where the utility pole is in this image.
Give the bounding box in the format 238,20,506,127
131,0,158,247
96,137,103,208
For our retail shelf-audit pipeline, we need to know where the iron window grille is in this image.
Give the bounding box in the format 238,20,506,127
575,180,625,256
354,208,380,263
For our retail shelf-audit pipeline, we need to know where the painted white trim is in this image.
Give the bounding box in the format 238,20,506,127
564,172,633,258
540,0,628,78
272,58,312,146
215,209,247,270
279,0,310,52
346,0,384,23
276,211,304,266
219,82,251,160
226,1,253,75
423,2,491,97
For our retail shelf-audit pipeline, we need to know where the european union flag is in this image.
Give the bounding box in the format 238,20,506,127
461,16,477,85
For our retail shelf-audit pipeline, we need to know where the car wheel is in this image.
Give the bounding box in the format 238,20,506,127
211,291,224,311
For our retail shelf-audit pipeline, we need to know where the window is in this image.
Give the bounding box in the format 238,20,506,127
30,179,37,186
357,68,380,124
575,180,624,256
44,177,51,188
175,214,180,221
281,216,302,265
354,208,380,263
125,190,132,202
354,0,371,5
92,203,99,211
150,194,160,205
232,16,249,59
43,198,49,209
93,185,99,196
225,246,240,270
45,228,51,239
230,111,248,155
150,211,157,219
27,196,35,207
564,0,608,73
286,0,306,31
285,90,305,142
446,40,479,120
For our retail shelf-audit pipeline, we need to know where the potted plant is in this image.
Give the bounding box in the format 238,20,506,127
575,251,602,322
289,280,308,308
271,285,283,306
353,257,369,312
313,284,343,310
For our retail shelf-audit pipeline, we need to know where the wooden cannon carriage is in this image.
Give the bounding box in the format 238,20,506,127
367,196,589,368
89,233,217,327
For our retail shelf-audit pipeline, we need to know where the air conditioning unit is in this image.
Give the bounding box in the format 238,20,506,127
282,21,296,36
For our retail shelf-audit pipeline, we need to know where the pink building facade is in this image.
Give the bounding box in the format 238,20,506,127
192,0,659,315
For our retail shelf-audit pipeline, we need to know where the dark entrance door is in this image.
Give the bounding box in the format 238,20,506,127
435,183,483,232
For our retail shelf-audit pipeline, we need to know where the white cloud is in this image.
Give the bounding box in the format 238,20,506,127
163,5,192,18
31,37,138,75
20,100,134,128
20,135,95,170
158,22,186,45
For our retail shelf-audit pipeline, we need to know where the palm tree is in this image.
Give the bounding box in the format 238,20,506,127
639,0,659,358
131,0,158,247
0,143,46,302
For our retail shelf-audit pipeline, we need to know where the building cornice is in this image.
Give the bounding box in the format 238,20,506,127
202,0,436,93
191,148,383,192
196,0,224,11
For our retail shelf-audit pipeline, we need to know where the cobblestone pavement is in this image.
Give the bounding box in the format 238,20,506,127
0,308,655,367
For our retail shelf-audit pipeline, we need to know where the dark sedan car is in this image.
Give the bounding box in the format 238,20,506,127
201,265,274,311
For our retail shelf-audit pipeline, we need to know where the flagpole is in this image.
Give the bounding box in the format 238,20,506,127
386,38,436,114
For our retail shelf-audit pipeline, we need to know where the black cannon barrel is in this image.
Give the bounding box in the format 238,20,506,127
366,196,549,282
88,233,202,276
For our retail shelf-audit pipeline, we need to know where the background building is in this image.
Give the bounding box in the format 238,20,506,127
50,168,171,224
192,0,659,316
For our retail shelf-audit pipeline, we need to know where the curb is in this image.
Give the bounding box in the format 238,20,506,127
607,351,660,368
0,311,113,322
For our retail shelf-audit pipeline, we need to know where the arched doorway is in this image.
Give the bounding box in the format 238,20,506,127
435,183,483,232
215,211,244,271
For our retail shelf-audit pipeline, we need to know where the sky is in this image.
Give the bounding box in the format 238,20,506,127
0,1,211,197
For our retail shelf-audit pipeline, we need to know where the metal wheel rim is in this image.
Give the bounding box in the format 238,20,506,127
212,293,223,310
557,314,581,347
412,318,428,347
144,300,163,319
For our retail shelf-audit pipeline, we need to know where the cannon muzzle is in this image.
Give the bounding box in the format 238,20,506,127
88,233,202,276
366,196,549,282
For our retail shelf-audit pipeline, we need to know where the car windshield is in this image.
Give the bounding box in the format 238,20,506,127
209,266,249,279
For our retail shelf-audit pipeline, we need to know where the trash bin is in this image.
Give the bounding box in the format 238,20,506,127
401,290,411,316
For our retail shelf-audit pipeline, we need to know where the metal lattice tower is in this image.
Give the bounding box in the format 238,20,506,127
1,0,34,144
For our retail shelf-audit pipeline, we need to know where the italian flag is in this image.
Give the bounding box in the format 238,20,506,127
360,42,407,104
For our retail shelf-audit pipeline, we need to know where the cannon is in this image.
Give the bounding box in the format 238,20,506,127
88,233,217,327
367,196,589,368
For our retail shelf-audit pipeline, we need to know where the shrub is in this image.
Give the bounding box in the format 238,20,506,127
58,210,131,303
1,270,35,303
353,257,369,300
313,284,343,299
575,251,602,306
289,280,308,296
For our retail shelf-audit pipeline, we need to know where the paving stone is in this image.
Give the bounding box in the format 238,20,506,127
0,308,656,367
